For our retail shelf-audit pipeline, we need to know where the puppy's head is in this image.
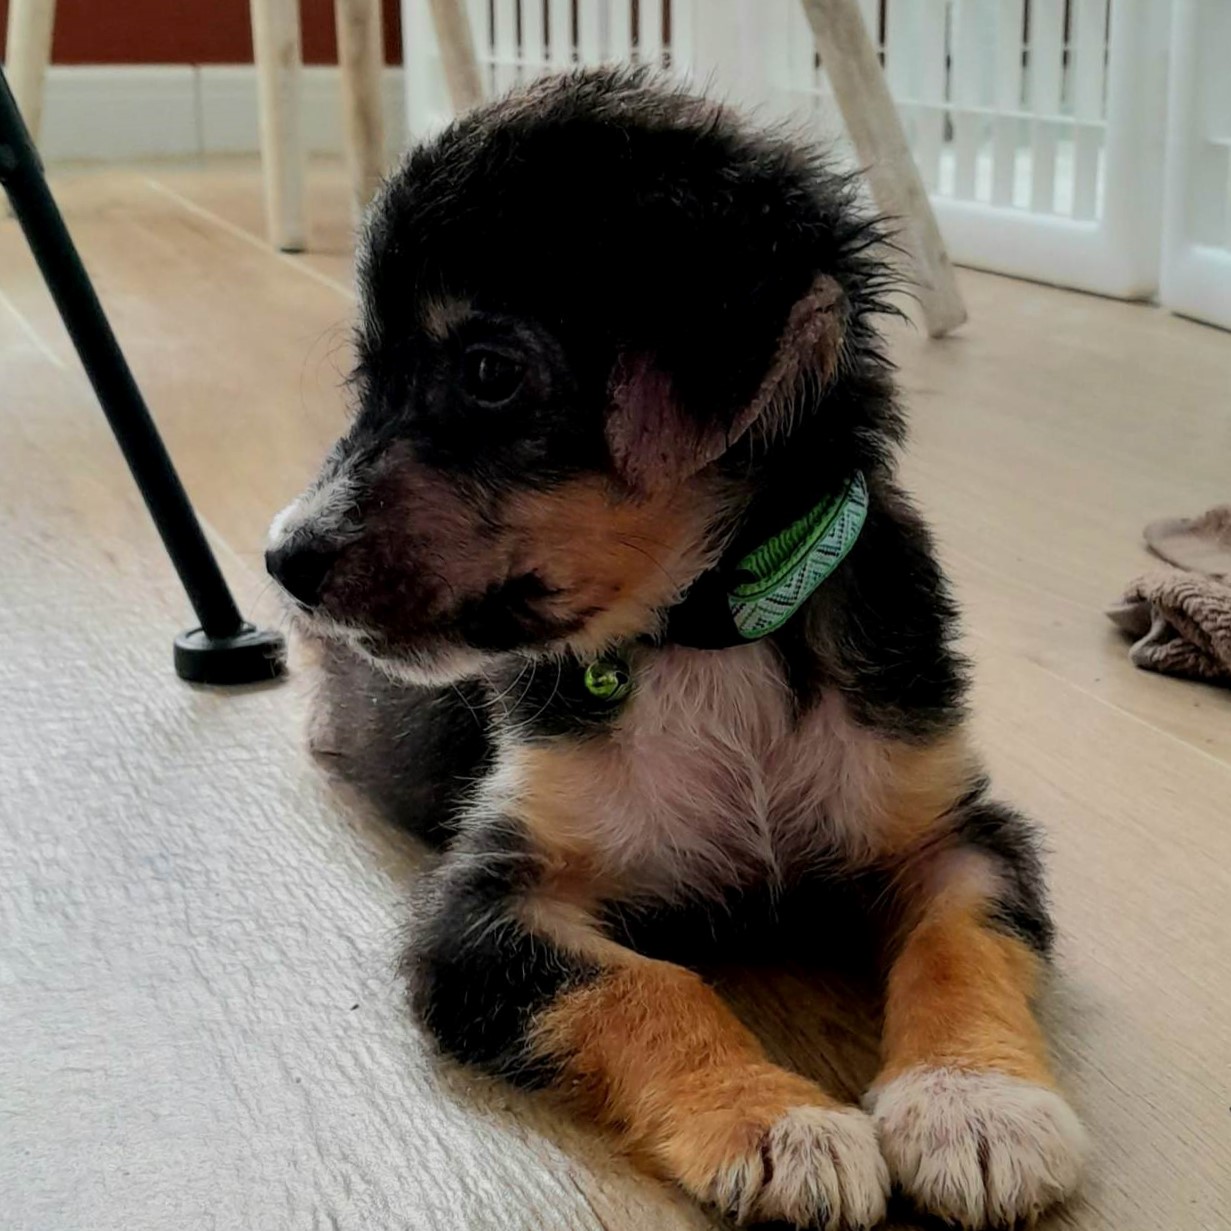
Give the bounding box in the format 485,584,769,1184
267,70,892,685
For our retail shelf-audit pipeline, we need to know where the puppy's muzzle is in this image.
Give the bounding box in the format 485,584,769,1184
265,536,339,608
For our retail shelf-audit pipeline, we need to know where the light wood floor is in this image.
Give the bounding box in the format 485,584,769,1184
2,159,1229,1231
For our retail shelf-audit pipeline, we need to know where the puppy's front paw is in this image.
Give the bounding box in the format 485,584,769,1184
869,1066,1086,1228
676,1103,889,1229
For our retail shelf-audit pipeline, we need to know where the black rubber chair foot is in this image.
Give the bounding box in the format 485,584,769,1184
174,623,287,685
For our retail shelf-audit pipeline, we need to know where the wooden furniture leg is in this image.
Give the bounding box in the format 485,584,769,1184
250,0,308,252
335,0,386,216
426,0,484,113
799,0,967,337
4,0,56,140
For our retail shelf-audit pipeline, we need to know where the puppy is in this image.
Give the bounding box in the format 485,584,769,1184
267,70,1086,1230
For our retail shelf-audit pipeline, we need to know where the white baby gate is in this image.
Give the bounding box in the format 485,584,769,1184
1161,0,1231,331
400,1,1231,329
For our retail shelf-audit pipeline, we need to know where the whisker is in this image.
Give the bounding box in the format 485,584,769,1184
484,656,535,710
448,682,485,722
617,536,684,593
512,656,565,734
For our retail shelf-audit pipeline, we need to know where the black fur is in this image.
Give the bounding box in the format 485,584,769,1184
486,652,632,739
353,69,958,743
794,480,969,738
404,823,599,1082
356,71,900,488
311,641,492,846
603,870,891,972
454,572,591,653
953,789,1055,954
272,71,1061,1149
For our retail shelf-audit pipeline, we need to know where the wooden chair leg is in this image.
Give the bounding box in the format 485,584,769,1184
5,0,56,141
799,0,967,338
335,0,386,217
249,0,308,252
426,0,484,113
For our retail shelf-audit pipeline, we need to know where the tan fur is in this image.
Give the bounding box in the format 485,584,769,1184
504,476,736,652
506,747,603,882
532,953,891,1226
869,861,1086,1225
873,730,981,855
877,872,1054,1087
484,649,980,904
533,959,840,1183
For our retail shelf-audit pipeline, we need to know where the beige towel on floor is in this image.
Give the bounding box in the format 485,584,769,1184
1108,569,1231,686
1108,505,1231,688
1143,506,1231,582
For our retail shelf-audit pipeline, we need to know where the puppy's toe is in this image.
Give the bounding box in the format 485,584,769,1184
690,1104,889,1229
869,1066,1086,1228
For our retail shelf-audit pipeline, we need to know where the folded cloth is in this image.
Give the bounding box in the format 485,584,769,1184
1108,568,1231,686
1109,505,1231,687
1144,505,1231,582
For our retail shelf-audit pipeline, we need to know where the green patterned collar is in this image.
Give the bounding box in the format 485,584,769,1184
584,473,870,698
726,471,868,639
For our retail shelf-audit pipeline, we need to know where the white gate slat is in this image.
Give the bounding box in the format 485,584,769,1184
578,0,604,65
882,2,914,99
401,0,1160,303
522,0,546,73
403,0,442,134
547,0,572,67
761,0,790,103
788,0,816,98
638,0,663,68
774,0,819,129
608,0,632,62
492,0,518,89
880,0,903,154
669,0,696,78
1225,143,1231,252
884,1,927,173
1028,0,1065,214
950,0,983,200
1161,0,1231,327
462,0,492,95
855,0,881,125
991,0,1025,205
909,0,947,194
1071,0,1107,220
733,0,772,108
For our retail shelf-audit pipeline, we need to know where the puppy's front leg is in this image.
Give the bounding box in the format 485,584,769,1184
869,800,1087,1228
409,829,888,1230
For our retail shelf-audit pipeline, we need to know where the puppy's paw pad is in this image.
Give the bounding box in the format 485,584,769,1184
700,1105,889,1229
870,1066,1087,1228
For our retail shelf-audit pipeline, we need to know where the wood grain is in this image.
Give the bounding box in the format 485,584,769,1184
799,0,967,338
4,0,56,140
1,159,1229,1230
427,0,484,113
249,0,308,251
334,0,387,215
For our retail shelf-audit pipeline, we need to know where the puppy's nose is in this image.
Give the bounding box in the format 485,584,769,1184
265,539,338,608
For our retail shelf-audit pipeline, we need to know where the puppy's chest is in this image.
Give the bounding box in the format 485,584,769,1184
545,645,891,898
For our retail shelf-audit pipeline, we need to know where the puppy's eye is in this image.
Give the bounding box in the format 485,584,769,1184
460,348,525,406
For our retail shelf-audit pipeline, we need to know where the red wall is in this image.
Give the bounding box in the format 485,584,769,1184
0,0,403,65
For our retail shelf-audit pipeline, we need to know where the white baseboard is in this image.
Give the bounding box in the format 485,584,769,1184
32,65,410,163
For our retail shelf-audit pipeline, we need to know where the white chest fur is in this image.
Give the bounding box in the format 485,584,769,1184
493,644,905,902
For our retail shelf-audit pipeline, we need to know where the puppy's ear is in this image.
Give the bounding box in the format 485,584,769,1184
606,275,846,490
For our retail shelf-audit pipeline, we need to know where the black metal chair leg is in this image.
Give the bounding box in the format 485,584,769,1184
0,67,284,685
